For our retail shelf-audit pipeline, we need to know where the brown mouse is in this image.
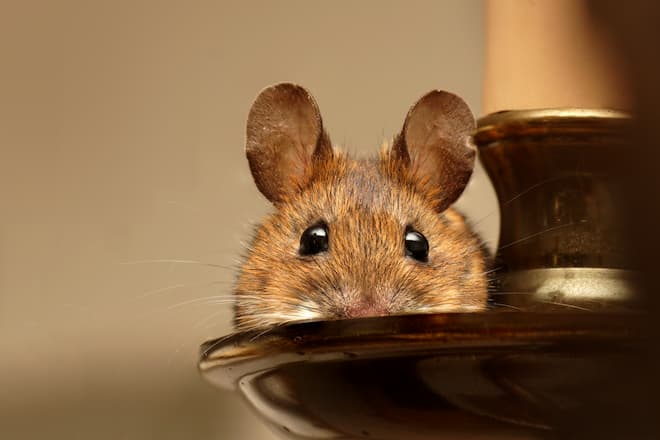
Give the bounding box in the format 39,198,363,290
233,83,488,331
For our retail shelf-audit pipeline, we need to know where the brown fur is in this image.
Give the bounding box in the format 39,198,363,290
233,84,488,331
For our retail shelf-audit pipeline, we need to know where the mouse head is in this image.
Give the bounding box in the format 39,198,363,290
234,83,487,330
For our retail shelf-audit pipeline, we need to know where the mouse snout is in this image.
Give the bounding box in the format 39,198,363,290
344,303,388,318
331,283,402,319
341,297,391,319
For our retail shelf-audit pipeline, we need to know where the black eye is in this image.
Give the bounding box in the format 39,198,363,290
299,223,329,256
405,227,429,262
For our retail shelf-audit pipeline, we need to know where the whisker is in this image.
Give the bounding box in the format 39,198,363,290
194,310,229,329
483,266,503,276
249,324,282,342
488,302,523,310
498,220,587,251
471,175,568,227
165,296,238,310
133,280,231,300
538,300,592,311
201,332,238,357
120,259,233,270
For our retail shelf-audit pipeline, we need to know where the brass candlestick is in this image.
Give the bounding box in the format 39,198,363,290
475,109,636,310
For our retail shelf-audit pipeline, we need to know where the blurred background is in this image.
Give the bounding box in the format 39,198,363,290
0,1,496,438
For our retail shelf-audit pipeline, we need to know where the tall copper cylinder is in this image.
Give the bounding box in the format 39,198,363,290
475,109,636,310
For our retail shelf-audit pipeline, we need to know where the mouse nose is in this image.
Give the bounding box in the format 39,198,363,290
344,301,389,319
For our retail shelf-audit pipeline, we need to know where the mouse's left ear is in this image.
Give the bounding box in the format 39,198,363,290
391,90,476,212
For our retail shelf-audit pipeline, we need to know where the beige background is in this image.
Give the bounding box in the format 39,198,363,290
0,1,495,438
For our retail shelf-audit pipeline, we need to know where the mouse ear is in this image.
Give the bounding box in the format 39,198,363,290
245,83,332,204
390,90,476,212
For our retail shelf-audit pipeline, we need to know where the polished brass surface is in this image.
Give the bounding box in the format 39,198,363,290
475,108,635,308
200,312,643,440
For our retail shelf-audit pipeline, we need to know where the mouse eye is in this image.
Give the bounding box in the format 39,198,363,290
405,227,429,262
299,223,329,256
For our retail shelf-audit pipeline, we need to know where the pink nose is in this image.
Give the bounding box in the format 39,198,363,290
344,303,389,319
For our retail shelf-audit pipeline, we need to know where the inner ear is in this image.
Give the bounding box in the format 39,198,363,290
245,83,332,204
392,90,476,212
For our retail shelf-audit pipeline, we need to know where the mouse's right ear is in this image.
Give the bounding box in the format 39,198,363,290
245,83,332,204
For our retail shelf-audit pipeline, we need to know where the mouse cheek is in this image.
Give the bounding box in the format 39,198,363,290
290,302,324,321
429,250,446,267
